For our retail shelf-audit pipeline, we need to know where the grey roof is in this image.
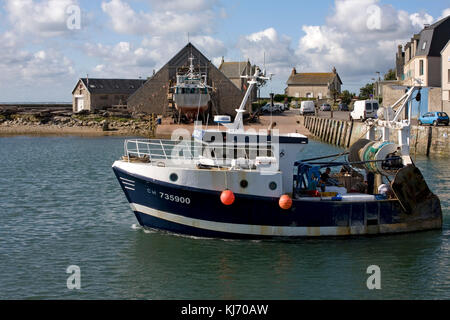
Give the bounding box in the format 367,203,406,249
219,61,251,78
287,72,342,85
78,78,146,94
415,15,450,57
441,40,450,54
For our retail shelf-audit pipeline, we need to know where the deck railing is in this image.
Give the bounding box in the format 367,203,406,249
124,139,275,166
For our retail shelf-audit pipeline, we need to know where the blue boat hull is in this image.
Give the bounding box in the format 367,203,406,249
112,166,442,239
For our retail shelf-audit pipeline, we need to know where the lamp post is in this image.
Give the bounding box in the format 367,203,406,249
376,71,380,102
371,78,376,100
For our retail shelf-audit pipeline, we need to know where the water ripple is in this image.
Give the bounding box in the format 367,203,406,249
0,136,448,299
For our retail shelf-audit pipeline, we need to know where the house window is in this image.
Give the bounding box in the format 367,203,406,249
422,41,427,50
448,69,450,83
100,95,108,100
419,60,424,76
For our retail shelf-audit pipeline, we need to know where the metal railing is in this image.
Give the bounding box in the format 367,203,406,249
123,139,275,167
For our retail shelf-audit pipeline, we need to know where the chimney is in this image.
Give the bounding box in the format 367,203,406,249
86,74,89,86
332,66,337,74
291,67,296,75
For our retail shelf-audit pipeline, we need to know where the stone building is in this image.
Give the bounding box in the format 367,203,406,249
441,40,450,113
380,80,405,108
285,67,342,99
396,15,450,112
72,78,145,113
218,58,258,101
398,16,450,87
127,43,248,117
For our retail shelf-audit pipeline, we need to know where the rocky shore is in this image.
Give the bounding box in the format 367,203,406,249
0,107,157,137
0,107,310,138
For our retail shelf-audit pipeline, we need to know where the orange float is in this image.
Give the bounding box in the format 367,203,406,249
220,190,235,205
279,194,292,210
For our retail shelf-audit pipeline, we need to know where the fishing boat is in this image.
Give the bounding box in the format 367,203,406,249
172,55,211,118
112,69,442,238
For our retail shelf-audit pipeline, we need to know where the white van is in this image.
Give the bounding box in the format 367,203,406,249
299,101,315,115
350,100,379,121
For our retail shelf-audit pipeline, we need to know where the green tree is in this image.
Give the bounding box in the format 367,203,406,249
383,69,396,81
359,83,374,99
340,90,354,105
330,88,338,104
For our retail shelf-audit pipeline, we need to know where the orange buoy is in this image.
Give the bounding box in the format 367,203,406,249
279,194,292,210
220,190,235,205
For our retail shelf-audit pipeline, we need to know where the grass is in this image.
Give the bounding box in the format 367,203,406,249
72,115,142,123
10,114,40,122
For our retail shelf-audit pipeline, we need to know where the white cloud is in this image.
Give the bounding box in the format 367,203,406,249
148,0,218,11
83,34,227,78
238,28,296,74
190,35,227,58
409,12,434,29
232,28,298,94
234,0,446,94
101,0,219,36
0,40,74,84
5,0,80,37
0,15,75,87
83,40,162,78
295,0,444,90
439,8,450,20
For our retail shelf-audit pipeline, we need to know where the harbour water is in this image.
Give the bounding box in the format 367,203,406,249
0,136,448,299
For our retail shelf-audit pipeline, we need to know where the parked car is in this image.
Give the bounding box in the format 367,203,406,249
275,102,286,112
338,103,349,111
261,103,282,113
418,112,449,126
299,100,315,115
350,100,379,121
319,103,331,111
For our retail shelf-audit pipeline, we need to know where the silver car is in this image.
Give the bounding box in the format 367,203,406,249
320,103,331,111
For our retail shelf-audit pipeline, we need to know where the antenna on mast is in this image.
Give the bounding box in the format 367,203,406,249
263,52,266,76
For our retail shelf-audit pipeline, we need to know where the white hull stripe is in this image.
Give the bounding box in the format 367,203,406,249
121,181,135,187
129,203,403,236
124,186,135,191
120,177,135,184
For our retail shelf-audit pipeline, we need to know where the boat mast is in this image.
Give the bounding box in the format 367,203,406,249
223,67,271,131
366,78,423,156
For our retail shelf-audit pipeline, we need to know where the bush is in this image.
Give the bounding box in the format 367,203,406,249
273,94,293,103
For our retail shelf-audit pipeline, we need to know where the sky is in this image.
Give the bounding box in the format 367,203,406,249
0,0,449,102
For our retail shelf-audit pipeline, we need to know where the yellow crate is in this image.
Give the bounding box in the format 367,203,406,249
320,192,338,197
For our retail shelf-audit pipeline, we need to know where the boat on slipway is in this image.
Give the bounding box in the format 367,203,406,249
112,69,442,239
171,55,211,118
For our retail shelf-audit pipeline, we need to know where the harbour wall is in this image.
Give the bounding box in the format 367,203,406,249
302,116,449,157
